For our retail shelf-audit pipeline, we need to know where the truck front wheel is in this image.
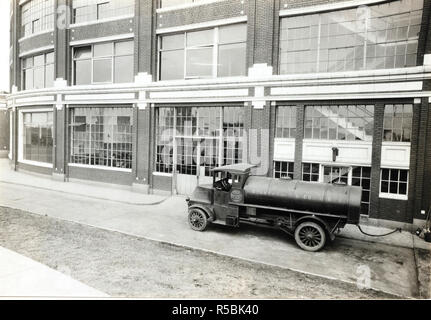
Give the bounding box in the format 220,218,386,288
294,221,326,252
188,208,208,231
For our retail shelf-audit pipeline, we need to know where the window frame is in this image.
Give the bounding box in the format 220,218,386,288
21,51,55,90
18,108,54,168
303,104,375,142
72,40,134,86
20,0,55,38
379,168,409,200
383,103,413,143
154,106,244,175
157,23,247,80
71,0,135,24
273,161,294,179
278,0,424,74
68,106,134,171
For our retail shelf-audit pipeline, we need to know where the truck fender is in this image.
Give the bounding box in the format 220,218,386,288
188,205,215,222
294,216,336,241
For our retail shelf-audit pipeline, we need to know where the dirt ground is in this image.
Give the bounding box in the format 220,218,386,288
415,248,431,298
0,206,399,299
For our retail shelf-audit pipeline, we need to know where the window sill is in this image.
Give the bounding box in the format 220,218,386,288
69,14,134,29
68,163,132,172
18,159,53,168
379,193,408,201
153,172,173,177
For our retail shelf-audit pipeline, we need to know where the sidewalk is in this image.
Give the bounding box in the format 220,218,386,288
1,160,430,251
0,160,167,205
0,246,108,298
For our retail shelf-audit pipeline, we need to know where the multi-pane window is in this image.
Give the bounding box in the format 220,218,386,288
274,161,294,179
279,0,423,74
352,166,371,215
323,166,349,184
383,104,413,142
23,111,53,164
21,0,54,37
380,168,408,198
69,107,133,169
275,106,296,138
22,52,55,90
302,163,319,182
72,0,134,24
155,107,244,175
158,24,247,80
73,40,134,85
304,105,374,141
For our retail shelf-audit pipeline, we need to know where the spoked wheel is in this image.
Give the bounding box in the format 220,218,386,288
188,208,208,231
294,221,326,252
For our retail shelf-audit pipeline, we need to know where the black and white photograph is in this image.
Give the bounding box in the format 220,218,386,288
0,0,430,307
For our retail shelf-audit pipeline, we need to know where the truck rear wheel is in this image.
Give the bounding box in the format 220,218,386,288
188,208,208,231
294,221,326,252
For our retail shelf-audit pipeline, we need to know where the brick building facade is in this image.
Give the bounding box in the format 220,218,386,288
6,0,431,228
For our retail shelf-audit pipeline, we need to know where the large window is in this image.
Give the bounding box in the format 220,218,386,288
22,52,54,90
23,111,53,164
69,107,133,169
383,104,412,142
159,24,247,80
304,105,374,141
302,163,320,182
352,166,371,215
73,40,134,85
72,0,134,24
380,168,408,199
274,161,294,179
279,0,424,74
155,106,244,175
21,0,54,37
275,106,296,138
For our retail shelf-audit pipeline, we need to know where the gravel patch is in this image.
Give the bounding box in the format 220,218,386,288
0,206,398,299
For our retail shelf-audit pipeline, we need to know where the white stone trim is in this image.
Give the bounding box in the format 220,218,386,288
150,88,248,99
156,0,224,13
156,16,247,34
68,163,132,173
69,14,134,29
423,54,431,66
379,193,408,201
64,93,136,101
381,142,411,169
69,33,134,46
19,45,55,58
152,172,173,177
271,81,423,96
279,0,386,17
16,96,55,104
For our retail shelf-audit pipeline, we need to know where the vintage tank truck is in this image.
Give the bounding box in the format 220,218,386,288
186,163,362,251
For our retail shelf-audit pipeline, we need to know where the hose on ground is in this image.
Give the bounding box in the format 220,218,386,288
357,225,402,237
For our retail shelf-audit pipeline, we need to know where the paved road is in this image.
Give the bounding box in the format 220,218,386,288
0,181,420,298
0,206,397,299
